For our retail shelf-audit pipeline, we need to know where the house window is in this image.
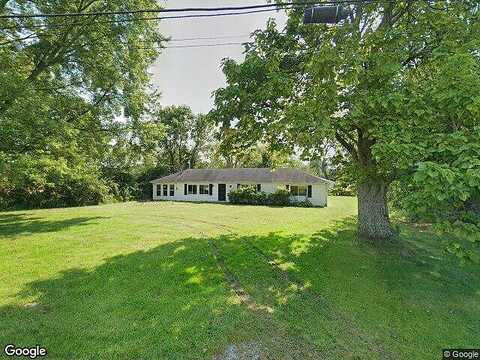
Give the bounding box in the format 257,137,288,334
290,185,307,196
256,184,261,192
237,184,256,191
163,184,168,196
170,184,174,196
188,185,197,195
156,184,162,196
199,185,209,195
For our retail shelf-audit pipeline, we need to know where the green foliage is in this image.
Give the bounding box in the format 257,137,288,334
390,128,480,262
228,188,307,207
329,183,356,197
0,154,109,209
228,187,268,205
136,167,170,201
147,99,214,172
295,199,314,208
0,0,164,209
266,189,292,206
210,0,480,242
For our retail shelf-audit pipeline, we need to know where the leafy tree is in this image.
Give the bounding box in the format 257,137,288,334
0,153,109,209
210,0,480,240
390,129,480,262
0,0,163,208
100,110,166,201
148,102,213,173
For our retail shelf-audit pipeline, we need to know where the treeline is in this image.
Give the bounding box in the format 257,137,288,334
0,0,352,210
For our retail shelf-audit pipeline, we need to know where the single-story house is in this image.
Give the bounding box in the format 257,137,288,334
151,168,332,207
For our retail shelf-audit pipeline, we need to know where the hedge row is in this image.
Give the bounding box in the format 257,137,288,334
228,187,313,207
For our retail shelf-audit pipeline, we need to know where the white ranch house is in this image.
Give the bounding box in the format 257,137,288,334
151,168,332,207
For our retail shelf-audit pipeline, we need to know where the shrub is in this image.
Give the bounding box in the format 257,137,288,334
295,199,314,208
228,188,304,207
228,187,266,205
0,154,109,210
266,190,291,206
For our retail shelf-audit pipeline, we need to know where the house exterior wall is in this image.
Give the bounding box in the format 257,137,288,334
152,182,328,207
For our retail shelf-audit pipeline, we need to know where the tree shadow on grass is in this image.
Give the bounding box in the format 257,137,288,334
0,222,478,359
0,236,329,360
221,218,480,358
0,213,108,237
0,238,236,359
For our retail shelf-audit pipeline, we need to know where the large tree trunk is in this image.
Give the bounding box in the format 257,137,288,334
357,177,394,240
336,127,395,241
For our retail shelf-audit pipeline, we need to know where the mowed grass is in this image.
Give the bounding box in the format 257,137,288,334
0,197,478,359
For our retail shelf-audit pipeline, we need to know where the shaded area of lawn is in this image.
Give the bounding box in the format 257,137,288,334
0,213,107,237
0,236,330,359
229,221,480,359
0,215,478,359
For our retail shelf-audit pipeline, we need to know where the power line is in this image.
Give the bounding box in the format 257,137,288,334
164,42,245,49
0,1,377,19
0,8,284,31
170,35,250,42
0,32,251,46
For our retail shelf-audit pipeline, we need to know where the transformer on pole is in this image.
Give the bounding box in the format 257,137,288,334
303,5,352,24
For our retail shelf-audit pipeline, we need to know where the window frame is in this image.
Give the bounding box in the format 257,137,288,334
290,185,308,197
156,184,162,196
237,184,257,191
163,184,168,197
199,185,209,195
187,184,197,195
169,184,175,197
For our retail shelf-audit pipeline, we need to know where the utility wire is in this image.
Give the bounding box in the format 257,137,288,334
0,8,284,31
164,42,245,49
0,0,379,19
0,32,251,46
170,35,250,42
0,0,392,31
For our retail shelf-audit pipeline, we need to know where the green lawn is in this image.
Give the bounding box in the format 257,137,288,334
0,197,478,359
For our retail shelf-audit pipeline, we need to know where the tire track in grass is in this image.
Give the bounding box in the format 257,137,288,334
202,220,393,359
213,218,392,357
164,216,392,358
207,238,331,360
242,238,394,360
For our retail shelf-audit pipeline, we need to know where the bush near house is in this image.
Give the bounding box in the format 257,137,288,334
228,188,312,207
266,189,292,206
228,187,267,205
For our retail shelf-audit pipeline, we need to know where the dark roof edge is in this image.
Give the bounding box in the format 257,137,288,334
150,168,334,184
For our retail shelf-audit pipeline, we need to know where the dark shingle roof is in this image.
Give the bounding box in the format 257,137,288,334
151,168,331,185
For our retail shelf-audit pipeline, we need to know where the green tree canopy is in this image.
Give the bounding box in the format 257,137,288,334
147,100,213,173
0,0,164,208
210,0,480,241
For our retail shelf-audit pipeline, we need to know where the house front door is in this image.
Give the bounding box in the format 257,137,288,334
218,184,226,202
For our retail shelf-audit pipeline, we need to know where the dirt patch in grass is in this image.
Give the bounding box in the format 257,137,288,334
212,341,265,360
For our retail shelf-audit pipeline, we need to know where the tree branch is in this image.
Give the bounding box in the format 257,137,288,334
335,131,358,162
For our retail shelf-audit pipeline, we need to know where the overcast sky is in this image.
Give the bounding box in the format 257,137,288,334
150,1,287,114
